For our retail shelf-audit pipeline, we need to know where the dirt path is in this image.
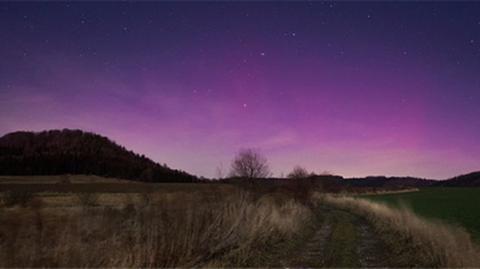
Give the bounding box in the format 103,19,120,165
355,216,388,267
280,205,388,268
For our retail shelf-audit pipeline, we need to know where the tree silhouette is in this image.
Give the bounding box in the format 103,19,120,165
287,165,310,179
229,148,271,180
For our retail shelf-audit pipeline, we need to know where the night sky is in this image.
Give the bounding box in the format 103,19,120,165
1,2,479,179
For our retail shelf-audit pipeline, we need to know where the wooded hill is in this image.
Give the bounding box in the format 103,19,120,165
0,129,197,183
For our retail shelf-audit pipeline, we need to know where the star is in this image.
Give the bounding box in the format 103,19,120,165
292,32,296,37
242,103,248,108
260,52,265,56
403,51,408,55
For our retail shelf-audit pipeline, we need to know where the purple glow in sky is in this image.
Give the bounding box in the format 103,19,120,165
1,2,479,179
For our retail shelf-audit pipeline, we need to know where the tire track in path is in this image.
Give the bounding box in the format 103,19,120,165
280,205,388,268
355,213,388,268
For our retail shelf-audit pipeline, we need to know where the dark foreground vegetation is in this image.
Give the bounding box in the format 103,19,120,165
1,178,480,268
0,183,313,267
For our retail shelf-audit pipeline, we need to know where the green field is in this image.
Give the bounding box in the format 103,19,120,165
363,187,480,242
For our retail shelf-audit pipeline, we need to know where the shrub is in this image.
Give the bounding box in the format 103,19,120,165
59,174,72,184
138,192,153,209
2,191,34,207
285,178,316,205
76,192,99,207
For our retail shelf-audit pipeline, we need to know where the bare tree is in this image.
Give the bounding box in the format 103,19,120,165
229,148,271,180
287,165,310,179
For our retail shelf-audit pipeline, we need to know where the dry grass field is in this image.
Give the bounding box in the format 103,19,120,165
1,176,480,268
0,177,313,267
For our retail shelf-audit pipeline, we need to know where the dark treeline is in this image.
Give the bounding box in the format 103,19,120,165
436,171,480,187
222,175,432,191
343,176,436,188
0,129,197,182
343,174,480,188
1,129,478,187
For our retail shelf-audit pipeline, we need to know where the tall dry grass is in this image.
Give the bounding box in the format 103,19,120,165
0,190,311,267
318,194,480,267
